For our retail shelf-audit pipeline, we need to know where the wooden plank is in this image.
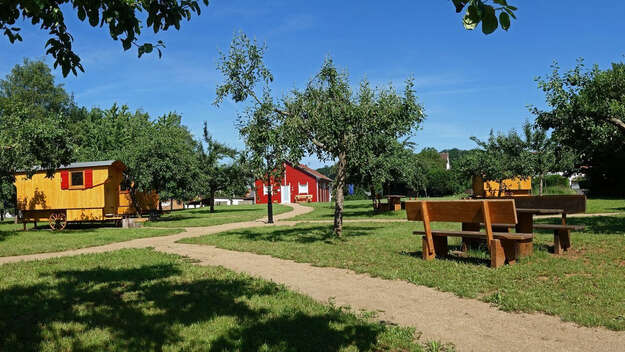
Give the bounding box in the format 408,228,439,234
533,224,585,231
413,231,533,241
482,200,494,248
405,200,517,224
510,195,586,214
421,201,436,257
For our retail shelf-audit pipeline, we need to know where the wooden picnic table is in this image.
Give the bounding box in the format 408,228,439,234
515,208,565,233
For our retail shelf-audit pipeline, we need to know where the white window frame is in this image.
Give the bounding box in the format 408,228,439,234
263,185,271,195
298,182,309,194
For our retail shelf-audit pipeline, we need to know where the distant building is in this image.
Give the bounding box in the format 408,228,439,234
254,163,333,204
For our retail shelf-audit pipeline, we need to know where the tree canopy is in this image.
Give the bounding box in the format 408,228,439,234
0,59,74,178
534,60,625,195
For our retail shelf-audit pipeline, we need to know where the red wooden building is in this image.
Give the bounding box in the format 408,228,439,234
254,163,332,204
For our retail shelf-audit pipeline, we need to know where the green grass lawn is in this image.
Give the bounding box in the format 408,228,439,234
0,221,182,257
181,215,625,331
0,249,449,351
292,198,625,221
145,204,292,228
291,197,458,221
586,198,625,213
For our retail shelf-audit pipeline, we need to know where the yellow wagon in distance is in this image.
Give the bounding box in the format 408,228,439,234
15,160,130,230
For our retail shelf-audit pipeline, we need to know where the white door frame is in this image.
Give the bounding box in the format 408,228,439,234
280,184,291,204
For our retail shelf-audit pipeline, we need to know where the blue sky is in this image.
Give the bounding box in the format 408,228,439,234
1,1,624,168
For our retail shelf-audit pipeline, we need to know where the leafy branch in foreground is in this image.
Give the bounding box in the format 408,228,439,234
0,0,209,76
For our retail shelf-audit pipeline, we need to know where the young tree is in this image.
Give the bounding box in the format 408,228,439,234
458,129,530,196
198,122,240,213
216,33,423,235
522,121,575,195
1,0,209,76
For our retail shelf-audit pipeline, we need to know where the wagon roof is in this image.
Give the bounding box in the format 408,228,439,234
16,160,126,173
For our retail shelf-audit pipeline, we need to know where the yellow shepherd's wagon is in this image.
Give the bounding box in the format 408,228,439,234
15,160,158,230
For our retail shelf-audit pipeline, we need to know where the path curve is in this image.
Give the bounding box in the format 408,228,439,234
1,203,624,351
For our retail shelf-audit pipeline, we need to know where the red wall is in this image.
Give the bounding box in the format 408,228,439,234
255,164,329,204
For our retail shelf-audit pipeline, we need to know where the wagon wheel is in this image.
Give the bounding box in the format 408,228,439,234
49,212,67,231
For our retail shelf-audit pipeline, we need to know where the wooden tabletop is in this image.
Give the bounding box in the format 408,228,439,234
516,208,564,215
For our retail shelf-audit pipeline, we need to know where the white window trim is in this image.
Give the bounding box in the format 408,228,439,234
298,182,309,194
263,185,271,195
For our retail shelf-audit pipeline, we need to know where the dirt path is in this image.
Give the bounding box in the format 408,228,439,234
2,203,624,351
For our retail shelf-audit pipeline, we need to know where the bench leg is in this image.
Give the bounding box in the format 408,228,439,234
490,239,505,268
433,236,448,257
422,236,435,261
553,229,571,254
518,239,533,258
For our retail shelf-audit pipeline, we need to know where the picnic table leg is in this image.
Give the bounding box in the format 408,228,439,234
433,236,449,257
553,214,572,255
515,212,534,257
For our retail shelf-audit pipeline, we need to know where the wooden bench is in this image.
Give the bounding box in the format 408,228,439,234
295,194,313,203
406,199,533,268
533,223,585,254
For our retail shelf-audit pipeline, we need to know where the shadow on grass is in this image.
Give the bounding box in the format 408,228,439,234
536,216,625,235
0,230,18,242
150,207,260,223
233,225,378,243
400,249,490,267
0,263,383,351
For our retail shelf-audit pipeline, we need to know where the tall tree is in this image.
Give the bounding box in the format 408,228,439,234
288,67,424,235
0,59,74,176
72,105,200,213
533,59,625,195
215,33,423,235
521,121,575,195
1,0,209,76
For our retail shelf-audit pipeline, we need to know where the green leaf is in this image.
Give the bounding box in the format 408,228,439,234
481,6,498,34
493,0,508,5
463,5,480,30
499,12,511,30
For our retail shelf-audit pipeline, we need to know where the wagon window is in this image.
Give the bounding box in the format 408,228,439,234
71,171,84,186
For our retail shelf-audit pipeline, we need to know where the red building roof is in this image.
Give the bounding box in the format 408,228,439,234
296,164,333,182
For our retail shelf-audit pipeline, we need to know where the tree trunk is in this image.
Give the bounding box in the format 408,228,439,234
158,200,163,214
129,186,142,217
539,173,544,196
209,190,216,213
370,185,377,210
498,180,504,197
267,185,274,224
333,151,347,237
170,197,174,211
